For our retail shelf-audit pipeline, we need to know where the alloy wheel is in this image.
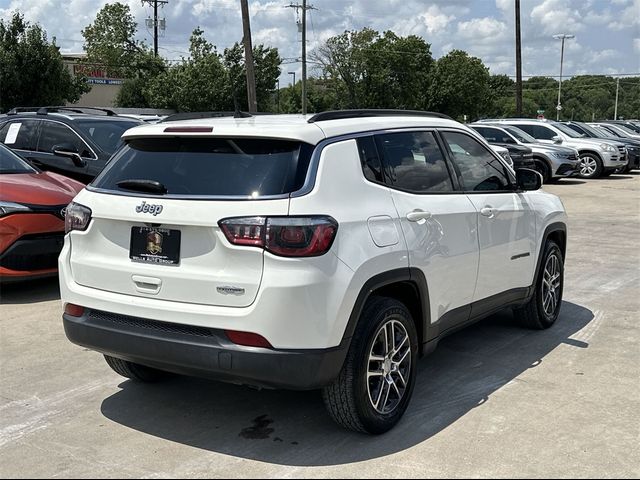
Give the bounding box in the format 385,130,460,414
541,253,562,316
579,156,598,177
367,319,412,415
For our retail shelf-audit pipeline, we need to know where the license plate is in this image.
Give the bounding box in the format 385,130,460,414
130,227,181,266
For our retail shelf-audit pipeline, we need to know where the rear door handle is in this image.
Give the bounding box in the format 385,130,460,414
480,207,497,218
406,210,433,222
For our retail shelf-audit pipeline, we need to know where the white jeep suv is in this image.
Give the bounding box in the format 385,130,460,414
61,110,568,434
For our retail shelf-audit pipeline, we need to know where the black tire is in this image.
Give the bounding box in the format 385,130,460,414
104,355,168,382
322,296,418,434
535,160,551,184
577,153,603,179
514,241,564,330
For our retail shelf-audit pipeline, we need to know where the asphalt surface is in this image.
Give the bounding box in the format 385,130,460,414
1,173,639,478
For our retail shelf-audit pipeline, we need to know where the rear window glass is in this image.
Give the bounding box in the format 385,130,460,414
92,137,314,197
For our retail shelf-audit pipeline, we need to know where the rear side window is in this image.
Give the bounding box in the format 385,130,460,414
375,131,454,193
516,124,556,140
357,136,384,183
0,120,39,151
93,137,314,197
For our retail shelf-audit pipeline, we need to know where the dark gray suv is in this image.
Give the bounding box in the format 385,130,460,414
0,107,141,183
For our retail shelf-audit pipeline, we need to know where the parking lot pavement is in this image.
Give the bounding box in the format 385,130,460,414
1,173,639,479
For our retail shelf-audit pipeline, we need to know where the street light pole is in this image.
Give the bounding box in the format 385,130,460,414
614,77,620,120
553,33,575,121
288,71,296,87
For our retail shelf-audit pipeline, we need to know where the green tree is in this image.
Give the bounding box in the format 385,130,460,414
146,28,229,111
0,13,89,112
82,2,165,107
428,50,492,120
223,42,281,111
312,28,433,110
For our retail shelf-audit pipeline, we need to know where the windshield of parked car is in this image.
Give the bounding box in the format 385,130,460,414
579,123,613,138
554,123,584,138
502,126,538,144
93,137,314,197
0,144,37,174
594,125,622,137
75,119,141,154
608,123,638,136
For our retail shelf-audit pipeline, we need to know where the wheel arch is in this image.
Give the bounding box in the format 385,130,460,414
533,222,567,291
341,268,430,353
577,149,603,161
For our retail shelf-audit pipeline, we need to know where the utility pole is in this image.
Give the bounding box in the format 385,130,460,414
553,33,574,121
614,77,620,120
240,0,258,113
142,0,168,56
515,0,523,116
286,2,316,114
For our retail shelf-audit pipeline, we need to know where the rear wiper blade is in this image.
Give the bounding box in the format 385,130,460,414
117,179,168,194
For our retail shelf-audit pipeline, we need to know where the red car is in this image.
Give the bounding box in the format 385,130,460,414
0,143,84,281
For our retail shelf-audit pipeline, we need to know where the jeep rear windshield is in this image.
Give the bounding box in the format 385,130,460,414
92,137,314,197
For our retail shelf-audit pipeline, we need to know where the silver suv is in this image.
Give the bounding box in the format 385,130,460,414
470,123,579,183
483,119,628,178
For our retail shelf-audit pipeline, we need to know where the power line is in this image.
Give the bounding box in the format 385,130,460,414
286,2,317,114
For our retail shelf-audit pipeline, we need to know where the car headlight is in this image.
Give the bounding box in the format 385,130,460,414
0,201,32,217
65,202,92,233
499,151,514,167
600,143,617,153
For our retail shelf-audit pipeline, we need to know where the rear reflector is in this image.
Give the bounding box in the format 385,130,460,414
163,126,213,133
225,330,273,349
64,303,85,317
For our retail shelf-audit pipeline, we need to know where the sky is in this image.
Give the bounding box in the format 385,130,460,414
1,0,639,85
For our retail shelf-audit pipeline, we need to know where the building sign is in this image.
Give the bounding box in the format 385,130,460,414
87,78,125,85
73,64,123,85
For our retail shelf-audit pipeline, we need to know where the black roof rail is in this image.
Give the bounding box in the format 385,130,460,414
160,111,254,122
7,107,41,115
37,106,117,116
6,106,118,116
307,109,452,123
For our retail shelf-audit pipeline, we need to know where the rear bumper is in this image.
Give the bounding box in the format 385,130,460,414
63,309,348,390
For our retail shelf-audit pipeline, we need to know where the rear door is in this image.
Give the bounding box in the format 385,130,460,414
69,136,312,307
375,130,480,327
440,130,536,301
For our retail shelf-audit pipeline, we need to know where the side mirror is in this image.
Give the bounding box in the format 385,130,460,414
52,143,86,167
552,136,563,144
516,168,543,191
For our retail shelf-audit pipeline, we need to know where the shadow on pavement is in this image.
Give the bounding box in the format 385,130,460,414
100,301,593,467
0,276,60,304
554,179,586,185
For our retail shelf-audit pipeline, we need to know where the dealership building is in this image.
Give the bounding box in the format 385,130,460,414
62,53,125,107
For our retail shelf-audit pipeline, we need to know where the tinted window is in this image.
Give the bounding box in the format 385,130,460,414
75,119,140,154
564,123,588,135
472,126,514,144
0,144,37,174
357,136,384,183
554,123,582,138
503,126,537,144
515,124,556,140
375,131,454,193
0,120,39,150
93,137,313,197
441,131,511,192
38,121,94,157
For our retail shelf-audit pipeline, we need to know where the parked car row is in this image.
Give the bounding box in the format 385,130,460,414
474,118,638,179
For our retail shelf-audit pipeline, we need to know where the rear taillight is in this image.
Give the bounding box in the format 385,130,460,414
219,216,338,257
65,202,92,234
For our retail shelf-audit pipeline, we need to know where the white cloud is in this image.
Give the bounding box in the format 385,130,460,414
530,0,585,35
633,38,640,53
